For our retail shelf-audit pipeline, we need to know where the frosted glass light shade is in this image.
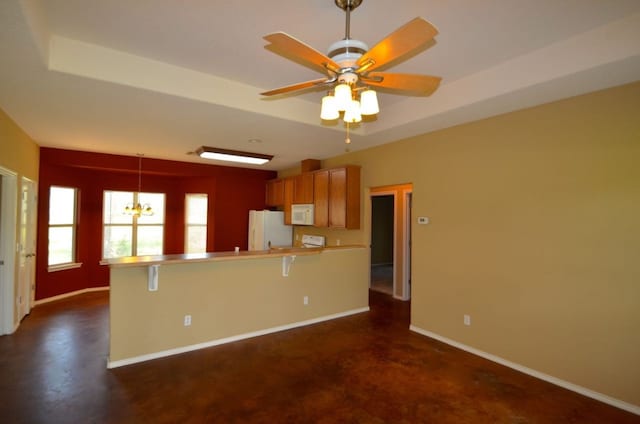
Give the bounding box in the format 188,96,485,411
360,89,379,115
320,95,339,120
334,83,352,112
343,99,362,123
196,146,273,165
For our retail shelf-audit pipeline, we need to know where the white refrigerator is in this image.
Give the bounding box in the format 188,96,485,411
248,210,293,251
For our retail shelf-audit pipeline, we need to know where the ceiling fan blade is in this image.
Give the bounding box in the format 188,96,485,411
261,78,332,96
363,72,441,95
264,32,341,75
356,17,438,72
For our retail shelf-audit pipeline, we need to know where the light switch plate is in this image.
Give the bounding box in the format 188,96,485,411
418,216,429,224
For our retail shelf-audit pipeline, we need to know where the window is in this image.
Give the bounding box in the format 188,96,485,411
185,194,208,253
48,186,78,267
103,191,165,258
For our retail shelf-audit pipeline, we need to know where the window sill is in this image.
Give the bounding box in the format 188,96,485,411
48,262,82,272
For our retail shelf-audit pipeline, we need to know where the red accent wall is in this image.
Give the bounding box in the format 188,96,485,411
36,148,275,300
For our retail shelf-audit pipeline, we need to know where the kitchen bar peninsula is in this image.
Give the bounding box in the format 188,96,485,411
104,246,369,368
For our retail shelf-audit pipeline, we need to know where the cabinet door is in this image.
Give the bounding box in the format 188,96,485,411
265,179,284,207
293,173,314,204
313,170,329,227
283,177,294,224
344,166,360,229
328,168,347,228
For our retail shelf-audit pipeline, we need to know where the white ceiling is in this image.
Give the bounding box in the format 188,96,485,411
1,0,639,171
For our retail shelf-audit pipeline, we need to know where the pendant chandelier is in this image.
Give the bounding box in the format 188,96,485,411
124,154,153,217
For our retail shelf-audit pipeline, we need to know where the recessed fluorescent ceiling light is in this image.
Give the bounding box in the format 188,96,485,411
196,146,273,165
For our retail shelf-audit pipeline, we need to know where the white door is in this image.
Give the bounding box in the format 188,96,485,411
17,177,37,320
0,167,18,334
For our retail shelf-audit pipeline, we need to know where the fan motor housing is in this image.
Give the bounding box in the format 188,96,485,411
328,39,368,68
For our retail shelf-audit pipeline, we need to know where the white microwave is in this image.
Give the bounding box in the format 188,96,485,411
291,204,314,225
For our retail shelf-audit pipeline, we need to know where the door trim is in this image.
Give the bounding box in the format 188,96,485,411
370,183,413,300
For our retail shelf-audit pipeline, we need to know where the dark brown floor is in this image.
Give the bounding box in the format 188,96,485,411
370,264,393,295
1,291,638,424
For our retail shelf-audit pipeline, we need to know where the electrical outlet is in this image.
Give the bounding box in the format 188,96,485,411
184,315,192,326
303,296,309,305
463,314,471,326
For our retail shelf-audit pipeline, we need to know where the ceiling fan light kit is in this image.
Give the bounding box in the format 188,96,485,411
360,89,379,115
343,99,362,123
334,83,352,111
261,0,441,130
320,94,340,120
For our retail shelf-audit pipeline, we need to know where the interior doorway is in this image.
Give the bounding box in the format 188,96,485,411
0,166,18,335
371,195,394,295
370,184,413,300
18,177,36,321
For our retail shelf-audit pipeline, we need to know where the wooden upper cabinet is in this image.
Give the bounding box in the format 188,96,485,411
329,168,348,228
313,165,360,229
267,165,360,229
313,170,329,227
293,173,314,204
265,178,284,207
283,177,294,224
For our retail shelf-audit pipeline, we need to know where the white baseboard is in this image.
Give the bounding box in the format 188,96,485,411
410,325,640,416
34,286,109,305
107,306,370,369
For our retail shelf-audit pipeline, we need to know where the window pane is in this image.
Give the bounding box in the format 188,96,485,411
186,194,208,224
137,193,165,225
49,187,75,225
104,191,134,224
137,226,163,256
102,190,165,258
186,226,207,253
48,227,73,265
103,226,133,258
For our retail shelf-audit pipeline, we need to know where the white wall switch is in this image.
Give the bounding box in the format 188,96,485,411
184,315,192,326
418,216,429,224
303,296,309,305
464,314,471,326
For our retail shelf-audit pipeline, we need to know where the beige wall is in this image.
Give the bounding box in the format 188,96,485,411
0,108,39,179
0,108,39,329
296,82,640,406
109,248,369,363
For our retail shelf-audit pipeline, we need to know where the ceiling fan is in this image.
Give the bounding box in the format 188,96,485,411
260,0,441,122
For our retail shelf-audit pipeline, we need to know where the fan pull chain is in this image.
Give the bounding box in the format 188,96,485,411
344,122,351,152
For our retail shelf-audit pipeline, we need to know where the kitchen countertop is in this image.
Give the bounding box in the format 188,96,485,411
101,245,366,268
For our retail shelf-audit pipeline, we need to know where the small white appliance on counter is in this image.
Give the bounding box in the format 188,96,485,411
248,210,293,251
291,204,314,225
301,234,325,248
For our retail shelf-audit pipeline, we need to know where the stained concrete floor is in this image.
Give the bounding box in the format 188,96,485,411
1,290,638,423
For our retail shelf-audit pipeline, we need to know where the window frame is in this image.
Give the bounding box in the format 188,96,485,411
102,190,166,259
47,185,81,272
184,193,208,254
